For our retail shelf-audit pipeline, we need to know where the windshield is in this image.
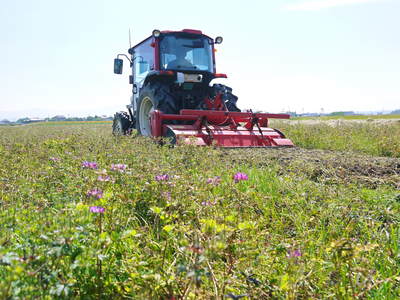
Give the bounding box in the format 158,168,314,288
159,34,214,72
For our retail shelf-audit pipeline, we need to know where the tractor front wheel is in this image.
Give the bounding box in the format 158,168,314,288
112,112,132,135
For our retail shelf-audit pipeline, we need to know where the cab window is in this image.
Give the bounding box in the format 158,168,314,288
134,38,154,82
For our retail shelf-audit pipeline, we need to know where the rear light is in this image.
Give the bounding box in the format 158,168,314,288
159,70,174,76
214,73,227,78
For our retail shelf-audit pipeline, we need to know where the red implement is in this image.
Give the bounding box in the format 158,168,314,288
150,110,294,147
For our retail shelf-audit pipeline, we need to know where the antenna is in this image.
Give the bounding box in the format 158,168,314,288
129,28,132,49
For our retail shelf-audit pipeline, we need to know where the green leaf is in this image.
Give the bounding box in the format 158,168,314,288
163,225,174,233
280,273,290,291
150,206,163,214
238,221,255,230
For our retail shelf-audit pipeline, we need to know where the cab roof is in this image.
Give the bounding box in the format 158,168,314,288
128,29,212,54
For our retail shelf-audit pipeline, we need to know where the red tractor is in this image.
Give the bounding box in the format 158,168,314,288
113,29,293,147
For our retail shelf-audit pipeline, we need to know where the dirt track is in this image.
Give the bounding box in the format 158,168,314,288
220,147,400,188
286,118,400,126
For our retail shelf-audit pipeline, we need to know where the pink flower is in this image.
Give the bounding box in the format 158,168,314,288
206,176,221,185
155,174,169,181
87,188,103,199
201,200,216,206
97,175,111,182
111,164,127,172
49,157,60,162
82,161,98,169
90,206,105,213
233,172,248,183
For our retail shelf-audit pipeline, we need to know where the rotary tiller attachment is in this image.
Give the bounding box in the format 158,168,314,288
150,109,294,148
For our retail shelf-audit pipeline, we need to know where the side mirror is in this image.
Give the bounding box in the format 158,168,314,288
114,58,123,74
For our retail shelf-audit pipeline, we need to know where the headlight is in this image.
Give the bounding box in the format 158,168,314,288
215,36,223,44
152,29,161,37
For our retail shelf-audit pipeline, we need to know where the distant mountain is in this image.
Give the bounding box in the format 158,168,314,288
0,119,11,125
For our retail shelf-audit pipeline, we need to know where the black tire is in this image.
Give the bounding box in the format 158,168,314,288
164,127,177,145
136,82,176,137
112,111,132,136
211,84,241,112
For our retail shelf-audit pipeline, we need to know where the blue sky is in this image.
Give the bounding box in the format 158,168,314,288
0,0,399,120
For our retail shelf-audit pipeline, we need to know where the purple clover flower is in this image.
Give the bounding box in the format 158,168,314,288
97,175,111,182
87,188,103,199
110,164,127,172
82,161,98,169
201,201,216,206
233,172,248,183
206,176,221,185
89,206,105,213
49,157,60,162
155,174,169,181
287,249,302,258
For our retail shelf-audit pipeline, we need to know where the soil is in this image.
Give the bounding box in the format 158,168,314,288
220,147,400,189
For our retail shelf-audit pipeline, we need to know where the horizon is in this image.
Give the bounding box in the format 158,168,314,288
2,108,399,123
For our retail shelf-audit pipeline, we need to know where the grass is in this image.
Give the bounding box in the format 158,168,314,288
272,120,400,158
292,114,400,120
0,123,399,299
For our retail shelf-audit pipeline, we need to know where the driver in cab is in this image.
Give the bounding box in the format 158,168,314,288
167,48,193,70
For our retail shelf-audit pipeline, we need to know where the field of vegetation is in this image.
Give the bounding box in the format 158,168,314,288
272,119,400,158
0,121,399,299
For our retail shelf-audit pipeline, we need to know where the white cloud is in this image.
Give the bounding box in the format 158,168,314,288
285,0,387,11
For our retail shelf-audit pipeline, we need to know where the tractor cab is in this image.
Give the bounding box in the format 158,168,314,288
114,30,223,109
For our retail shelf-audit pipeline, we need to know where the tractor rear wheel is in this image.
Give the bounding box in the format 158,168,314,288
136,82,176,137
211,84,241,112
112,111,132,135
